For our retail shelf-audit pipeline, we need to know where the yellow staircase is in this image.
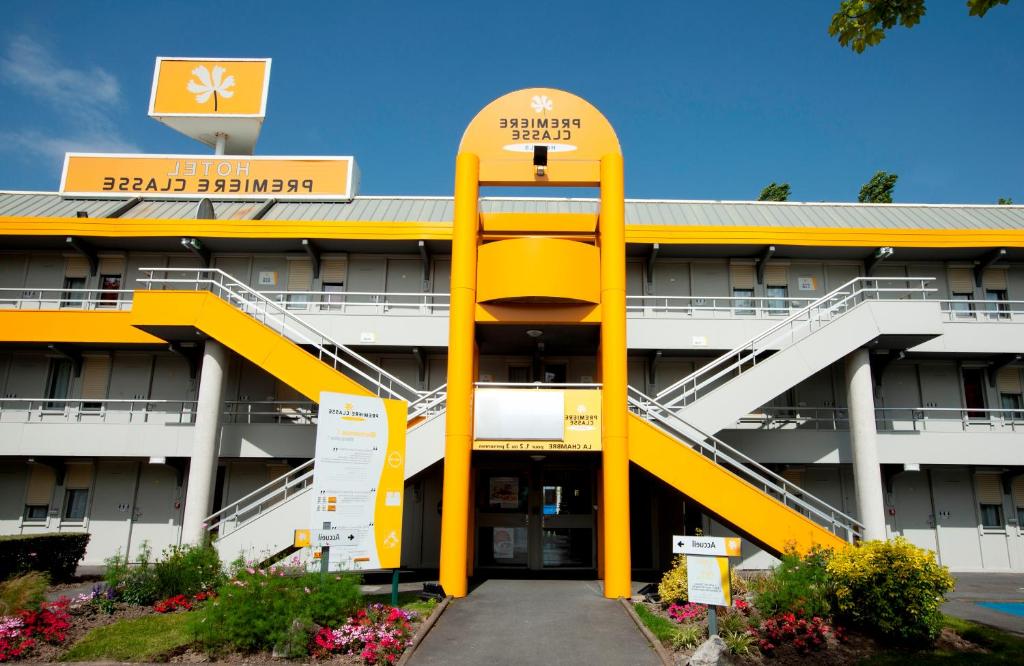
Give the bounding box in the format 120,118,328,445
628,388,858,553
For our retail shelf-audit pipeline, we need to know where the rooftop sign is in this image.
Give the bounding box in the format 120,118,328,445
60,153,359,201
148,57,271,154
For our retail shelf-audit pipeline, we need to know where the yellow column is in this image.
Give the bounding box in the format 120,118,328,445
599,152,631,598
438,152,479,598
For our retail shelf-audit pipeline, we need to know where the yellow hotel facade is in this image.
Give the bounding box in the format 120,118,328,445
2,86,1024,593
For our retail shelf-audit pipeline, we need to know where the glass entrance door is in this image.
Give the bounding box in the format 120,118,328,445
475,458,596,571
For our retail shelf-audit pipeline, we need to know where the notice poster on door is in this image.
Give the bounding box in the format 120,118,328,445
489,477,519,509
309,392,407,571
493,527,515,559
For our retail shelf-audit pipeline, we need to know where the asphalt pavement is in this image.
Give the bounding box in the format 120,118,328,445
943,572,1024,636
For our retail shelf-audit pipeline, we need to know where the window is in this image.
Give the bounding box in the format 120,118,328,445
732,288,754,316
976,473,1005,529
950,292,975,318
60,277,86,308
984,289,1010,320
45,359,73,409
962,368,987,419
508,366,531,383
1001,393,1024,421
766,285,789,316
322,283,345,311
980,504,1004,528
98,274,122,307
23,505,48,521
62,488,88,521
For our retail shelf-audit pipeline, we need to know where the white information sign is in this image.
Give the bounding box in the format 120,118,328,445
672,535,742,557
686,555,732,606
310,392,406,571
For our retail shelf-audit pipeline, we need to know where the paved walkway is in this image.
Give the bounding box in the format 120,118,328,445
943,572,1024,636
409,580,660,665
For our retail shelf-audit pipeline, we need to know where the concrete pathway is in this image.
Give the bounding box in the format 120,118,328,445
409,579,660,666
943,572,1024,636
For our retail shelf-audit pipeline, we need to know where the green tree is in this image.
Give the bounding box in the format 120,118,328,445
997,197,1014,205
758,182,791,202
859,171,898,203
830,0,1010,52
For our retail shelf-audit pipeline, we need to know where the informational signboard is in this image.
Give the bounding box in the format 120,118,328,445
672,535,742,557
60,154,359,201
472,388,601,452
310,392,407,571
686,555,732,606
148,57,271,153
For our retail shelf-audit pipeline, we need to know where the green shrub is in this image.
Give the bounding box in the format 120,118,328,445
192,566,363,657
657,554,747,604
105,542,224,605
670,623,704,650
0,572,49,613
718,610,749,635
0,533,90,582
827,537,955,646
751,547,831,618
722,629,756,656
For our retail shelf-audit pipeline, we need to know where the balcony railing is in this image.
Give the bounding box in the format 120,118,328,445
938,299,1024,322
0,398,196,424
732,406,1024,433
256,291,450,315
0,288,135,310
626,295,817,319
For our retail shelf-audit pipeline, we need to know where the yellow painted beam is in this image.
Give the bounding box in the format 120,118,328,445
628,414,848,553
479,212,597,234
0,310,164,344
475,303,601,323
623,225,1024,248
477,237,600,304
130,290,372,402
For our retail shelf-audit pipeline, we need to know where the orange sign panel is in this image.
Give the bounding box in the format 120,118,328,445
149,57,270,117
60,154,358,201
459,88,620,186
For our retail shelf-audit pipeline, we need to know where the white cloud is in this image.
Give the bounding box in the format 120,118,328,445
0,35,137,166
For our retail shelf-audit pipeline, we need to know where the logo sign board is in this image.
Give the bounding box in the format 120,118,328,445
310,392,407,571
59,154,359,201
672,535,742,558
472,388,601,452
149,57,270,117
687,556,732,606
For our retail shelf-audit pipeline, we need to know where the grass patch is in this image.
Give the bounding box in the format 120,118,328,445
365,591,438,616
862,615,1024,665
633,602,680,645
61,613,192,662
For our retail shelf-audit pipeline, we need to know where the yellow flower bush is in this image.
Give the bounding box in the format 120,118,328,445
826,537,954,645
657,554,747,604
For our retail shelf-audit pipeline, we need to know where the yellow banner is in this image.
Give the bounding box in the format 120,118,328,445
149,57,269,117
473,388,601,452
60,154,357,201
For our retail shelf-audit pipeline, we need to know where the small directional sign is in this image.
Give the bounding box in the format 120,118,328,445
672,535,741,557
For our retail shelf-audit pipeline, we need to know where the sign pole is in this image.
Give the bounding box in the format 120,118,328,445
391,569,400,606
320,545,330,577
708,606,718,636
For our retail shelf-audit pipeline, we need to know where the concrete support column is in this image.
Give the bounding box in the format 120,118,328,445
845,348,887,541
181,340,228,544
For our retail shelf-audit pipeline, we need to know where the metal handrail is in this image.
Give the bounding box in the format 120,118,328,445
735,405,1024,432
0,287,136,310
0,398,196,423
204,459,316,533
474,382,602,389
656,277,936,408
138,267,423,403
625,294,816,318
628,386,863,542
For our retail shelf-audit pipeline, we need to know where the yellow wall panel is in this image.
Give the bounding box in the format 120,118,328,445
477,237,600,304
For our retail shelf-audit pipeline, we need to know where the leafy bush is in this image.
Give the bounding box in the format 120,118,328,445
669,623,704,650
105,542,224,605
751,547,831,618
0,534,90,582
0,573,48,615
192,564,363,657
827,537,955,646
719,610,750,635
657,554,746,604
722,629,756,656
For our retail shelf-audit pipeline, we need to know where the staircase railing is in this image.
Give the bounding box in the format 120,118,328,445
205,459,316,537
656,277,935,408
628,386,864,542
138,268,423,403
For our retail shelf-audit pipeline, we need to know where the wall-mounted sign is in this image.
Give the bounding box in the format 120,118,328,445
148,57,271,153
60,154,359,201
797,276,817,291
473,388,601,452
309,392,407,571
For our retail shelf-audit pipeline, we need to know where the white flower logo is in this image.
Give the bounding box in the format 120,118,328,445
577,404,587,414
187,65,235,111
531,95,553,113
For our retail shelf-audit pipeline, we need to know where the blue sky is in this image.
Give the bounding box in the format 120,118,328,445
0,1,1021,203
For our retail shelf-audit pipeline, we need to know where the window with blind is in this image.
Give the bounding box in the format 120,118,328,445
61,463,93,522
976,473,1004,528
24,465,55,521
998,367,1024,419
285,260,313,309
1013,476,1024,527
45,359,73,409
730,265,755,316
321,257,348,310
80,356,111,410
764,265,789,315
948,268,975,318
62,255,88,309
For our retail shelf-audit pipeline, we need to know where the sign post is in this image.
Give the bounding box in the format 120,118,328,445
309,392,407,573
672,535,742,636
